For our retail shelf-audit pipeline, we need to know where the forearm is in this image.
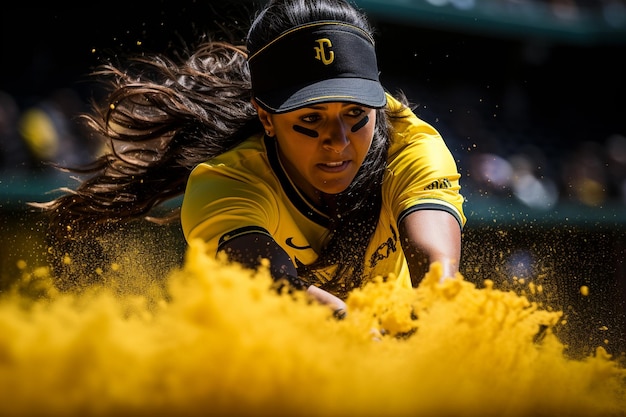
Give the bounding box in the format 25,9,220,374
399,209,462,284
305,285,347,317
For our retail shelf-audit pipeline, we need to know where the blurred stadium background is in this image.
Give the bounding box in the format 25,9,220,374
1,0,625,357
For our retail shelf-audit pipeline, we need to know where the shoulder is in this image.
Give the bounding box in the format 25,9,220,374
386,93,440,136
198,133,267,168
384,94,448,164
187,133,269,182
181,134,282,243
184,133,278,212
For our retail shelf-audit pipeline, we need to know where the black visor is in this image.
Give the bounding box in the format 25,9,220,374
248,21,386,113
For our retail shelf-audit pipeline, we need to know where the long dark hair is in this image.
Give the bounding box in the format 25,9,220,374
30,41,258,238
31,0,406,295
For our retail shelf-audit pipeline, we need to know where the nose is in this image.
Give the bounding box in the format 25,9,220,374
322,118,350,154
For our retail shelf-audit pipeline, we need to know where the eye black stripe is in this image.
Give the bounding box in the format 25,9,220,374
293,124,319,137
351,115,369,132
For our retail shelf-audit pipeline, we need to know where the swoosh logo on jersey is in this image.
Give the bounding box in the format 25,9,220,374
286,237,312,250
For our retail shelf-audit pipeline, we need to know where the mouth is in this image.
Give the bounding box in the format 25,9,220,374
317,160,350,172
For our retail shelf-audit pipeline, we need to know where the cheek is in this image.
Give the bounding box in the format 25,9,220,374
353,126,376,155
277,137,316,164
356,112,376,146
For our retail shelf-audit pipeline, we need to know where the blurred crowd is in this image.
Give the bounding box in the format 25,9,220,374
0,88,102,180
452,109,626,211
408,78,626,211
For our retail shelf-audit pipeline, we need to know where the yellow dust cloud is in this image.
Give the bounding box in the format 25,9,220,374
0,239,624,417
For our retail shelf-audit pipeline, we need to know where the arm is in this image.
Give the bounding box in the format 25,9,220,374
398,209,462,286
219,232,347,315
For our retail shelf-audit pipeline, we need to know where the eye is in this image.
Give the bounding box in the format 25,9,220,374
346,107,366,118
300,113,321,123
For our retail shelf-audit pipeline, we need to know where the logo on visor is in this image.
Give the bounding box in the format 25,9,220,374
314,38,334,65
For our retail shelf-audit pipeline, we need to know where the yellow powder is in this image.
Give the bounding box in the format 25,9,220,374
0,238,624,417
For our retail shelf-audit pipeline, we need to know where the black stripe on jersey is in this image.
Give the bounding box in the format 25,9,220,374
217,225,272,251
397,203,464,230
264,135,330,227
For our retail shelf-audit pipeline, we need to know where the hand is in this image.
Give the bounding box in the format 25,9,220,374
306,285,347,318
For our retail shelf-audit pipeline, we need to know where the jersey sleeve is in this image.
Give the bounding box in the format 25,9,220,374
180,161,279,256
385,96,466,229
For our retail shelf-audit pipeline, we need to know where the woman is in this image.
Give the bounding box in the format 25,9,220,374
32,0,465,316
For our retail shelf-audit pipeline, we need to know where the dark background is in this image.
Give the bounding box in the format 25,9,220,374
1,0,625,358
2,1,626,208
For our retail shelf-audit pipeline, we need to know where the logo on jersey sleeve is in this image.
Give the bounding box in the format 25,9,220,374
424,178,452,190
369,224,398,268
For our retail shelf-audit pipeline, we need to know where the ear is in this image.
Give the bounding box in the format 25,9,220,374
252,98,274,135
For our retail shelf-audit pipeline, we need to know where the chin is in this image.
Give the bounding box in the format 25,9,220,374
318,184,350,195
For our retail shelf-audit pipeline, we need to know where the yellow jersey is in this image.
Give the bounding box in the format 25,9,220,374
181,94,465,289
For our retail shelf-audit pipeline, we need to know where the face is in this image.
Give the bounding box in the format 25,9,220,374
255,101,377,203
